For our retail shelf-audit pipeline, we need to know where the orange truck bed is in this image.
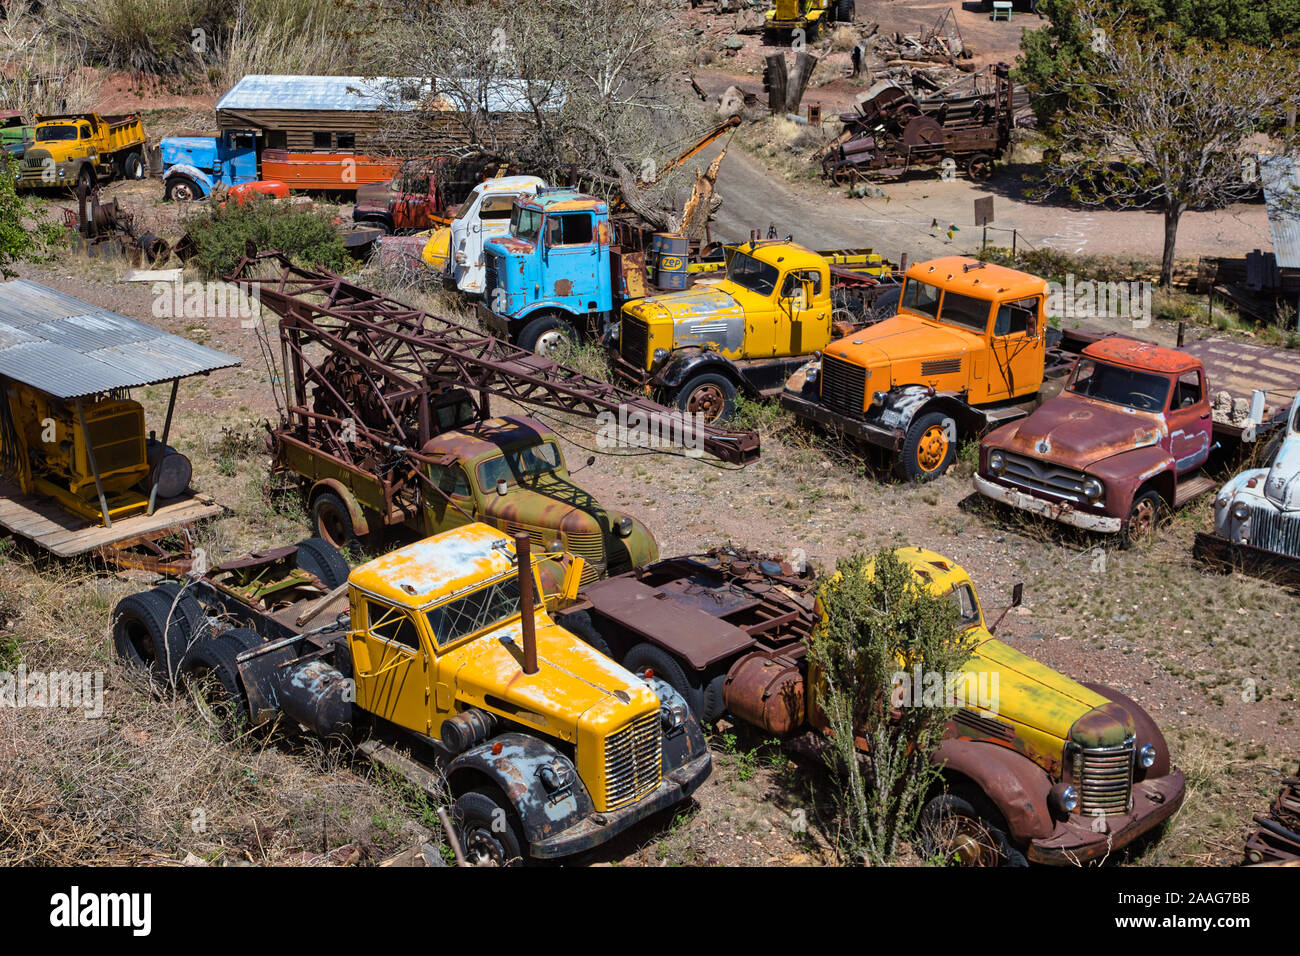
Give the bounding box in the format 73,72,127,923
259,150,402,191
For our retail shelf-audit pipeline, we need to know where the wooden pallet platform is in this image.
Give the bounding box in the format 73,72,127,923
0,478,221,558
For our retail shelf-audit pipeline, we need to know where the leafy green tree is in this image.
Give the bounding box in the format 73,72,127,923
183,197,348,279
807,548,975,865
0,155,37,278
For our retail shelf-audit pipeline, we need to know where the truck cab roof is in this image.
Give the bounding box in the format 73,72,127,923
731,239,824,270
349,522,520,609
905,256,1048,302
1081,336,1199,375
424,415,557,464
515,189,607,215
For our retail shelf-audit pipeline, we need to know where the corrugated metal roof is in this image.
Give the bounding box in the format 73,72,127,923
1259,153,1300,270
215,75,559,114
0,280,242,399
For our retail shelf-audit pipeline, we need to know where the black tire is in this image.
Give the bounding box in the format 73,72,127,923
1120,488,1167,549
220,627,263,652
837,0,855,22
180,635,252,737
295,536,350,589
918,790,1028,867
622,641,706,719
112,589,201,684
164,176,200,202
123,151,144,180
153,581,211,646
562,609,613,658
454,787,528,865
357,216,392,236
310,490,360,551
674,372,737,426
897,410,958,482
75,164,93,193
701,672,727,723
518,313,576,357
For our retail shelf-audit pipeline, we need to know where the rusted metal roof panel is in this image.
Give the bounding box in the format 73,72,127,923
1259,154,1300,270
0,280,241,398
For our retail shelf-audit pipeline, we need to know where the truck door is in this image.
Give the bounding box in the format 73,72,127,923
1166,367,1211,473
543,212,600,314
777,269,830,356
350,599,432,735
422,460,476,535
987,296,1041,401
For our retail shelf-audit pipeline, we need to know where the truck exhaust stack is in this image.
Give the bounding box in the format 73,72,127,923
515,531,539,675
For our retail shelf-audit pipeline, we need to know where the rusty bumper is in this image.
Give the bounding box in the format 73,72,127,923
779,390,904,451
530,751,711,860
474,302,511,338
973,473,1122,533
1027,769,1186,865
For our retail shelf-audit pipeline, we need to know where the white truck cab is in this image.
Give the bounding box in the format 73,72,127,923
1211,390,1300,558
445,175,546,295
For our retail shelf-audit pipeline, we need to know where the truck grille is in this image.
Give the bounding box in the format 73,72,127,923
620,317,650,370
1243,504,1300,559
604,712,662,810
1000,452,1089,504
1074,738,1134,816
820,355,866,415
565,530,606,584
483,256,498,301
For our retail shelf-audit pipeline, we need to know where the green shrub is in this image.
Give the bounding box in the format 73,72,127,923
183,197,349,279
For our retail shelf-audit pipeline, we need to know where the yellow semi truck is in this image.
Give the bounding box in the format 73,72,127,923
19,112,148,191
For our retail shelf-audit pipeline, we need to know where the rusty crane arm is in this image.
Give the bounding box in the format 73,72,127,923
229,252,759,464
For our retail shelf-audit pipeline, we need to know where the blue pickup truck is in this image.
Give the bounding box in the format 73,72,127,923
160,129,259,200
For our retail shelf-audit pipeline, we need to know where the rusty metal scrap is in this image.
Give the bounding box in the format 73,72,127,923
1245,772,1300,864
63,184,168,266
227,251,760,465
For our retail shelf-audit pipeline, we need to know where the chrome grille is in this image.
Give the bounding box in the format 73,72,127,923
1245,504,1300,559
821,355,866,415
620,317,650,369
483,255,498,301
1000,452,1089,504
604,712,662,810
1074,737,1134,816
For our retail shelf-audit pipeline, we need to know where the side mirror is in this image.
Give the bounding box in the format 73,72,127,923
1011,582,1023,607
586,455,596,467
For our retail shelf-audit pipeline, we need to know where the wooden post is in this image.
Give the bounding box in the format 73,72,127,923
76,398,112,529
147,378,179,516
785,52,819,114
764,54,788,115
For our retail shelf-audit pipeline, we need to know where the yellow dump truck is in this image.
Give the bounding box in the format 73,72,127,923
765,0,854,42
19,112,148,191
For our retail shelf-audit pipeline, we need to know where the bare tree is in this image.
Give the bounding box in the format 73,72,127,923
371,0,709,227
1040,12,1298,287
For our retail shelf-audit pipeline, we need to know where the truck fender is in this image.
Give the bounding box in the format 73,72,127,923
654,348,751,394
308,478,371,537
446,732,595,846
1087,444,1175,512
878,388,986,441
1081,683,1171,780
164,163,213,195
930,738,1055,844
517,300,582,323
645,676,709,773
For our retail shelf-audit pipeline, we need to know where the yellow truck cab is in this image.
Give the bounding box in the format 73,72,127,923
782,256,1086,480
613,238,891,422
19,113,148,191
817,547,1186,865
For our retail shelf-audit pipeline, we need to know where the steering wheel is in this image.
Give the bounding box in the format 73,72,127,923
1128,391,1157,410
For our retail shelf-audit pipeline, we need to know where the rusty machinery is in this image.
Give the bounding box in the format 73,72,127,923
64,182,169,265
822,64,1016,184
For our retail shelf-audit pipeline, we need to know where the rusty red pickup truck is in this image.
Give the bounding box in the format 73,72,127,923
973,336,1300,543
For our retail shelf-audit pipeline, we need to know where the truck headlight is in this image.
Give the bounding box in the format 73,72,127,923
1231,501,1250,520
871,390,887,407
1049,781,1080,814
1082,477,1103,503
1138,743,1157,769
616,516,634,537
988,450,1005,475
549,539,564,552
660,701,688,730
652,347,668,367
538,761,574,792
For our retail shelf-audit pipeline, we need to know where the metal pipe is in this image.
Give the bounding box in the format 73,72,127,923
147,378,179,516
515,531,538,675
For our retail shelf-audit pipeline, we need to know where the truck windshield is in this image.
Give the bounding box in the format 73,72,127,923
1067,359,1170,412
727,252,779,295
480,194,517,220
511,207,543,243
425,573,539,647
938,291,993,332
900,278,940,318
36,125,78,141
476,440,564,489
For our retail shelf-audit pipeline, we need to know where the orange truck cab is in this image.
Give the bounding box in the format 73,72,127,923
781,256,1090,480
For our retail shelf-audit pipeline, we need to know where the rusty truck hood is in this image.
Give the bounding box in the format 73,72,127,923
988,393,1166,469
628,286,744,326
446,616,658,736
481,473,609,535
827,314,982,371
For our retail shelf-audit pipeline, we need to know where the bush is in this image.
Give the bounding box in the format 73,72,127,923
807,548,976,865
183,197,349,279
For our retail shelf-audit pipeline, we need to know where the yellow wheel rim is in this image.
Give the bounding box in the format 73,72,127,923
917,425,949,472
